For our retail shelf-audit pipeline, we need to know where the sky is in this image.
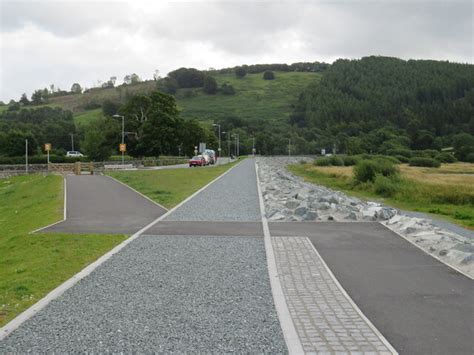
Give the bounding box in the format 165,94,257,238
0,0,472,102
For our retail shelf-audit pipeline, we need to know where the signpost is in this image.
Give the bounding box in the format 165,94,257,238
45,143,51,164
119,143,126,152
199,142,206,153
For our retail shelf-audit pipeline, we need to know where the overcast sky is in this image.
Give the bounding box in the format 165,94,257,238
0,0,472,102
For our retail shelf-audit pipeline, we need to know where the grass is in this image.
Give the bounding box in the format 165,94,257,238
289,163,474,230
107,160,239,208
0,175,127,326
73,108,104,127
176,72,321,123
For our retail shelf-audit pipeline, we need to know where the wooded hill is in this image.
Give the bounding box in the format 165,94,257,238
290,56,474,159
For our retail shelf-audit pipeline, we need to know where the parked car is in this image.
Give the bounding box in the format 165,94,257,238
204,149,216,164
66,151,84,157
202,154,211,166
189,155,205,167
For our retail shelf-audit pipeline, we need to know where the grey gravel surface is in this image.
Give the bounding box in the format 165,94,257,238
165,158,261,221
0,235,287,353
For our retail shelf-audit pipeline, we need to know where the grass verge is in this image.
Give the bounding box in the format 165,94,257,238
107,160,240,209
0,175,126,326
289,163,474,230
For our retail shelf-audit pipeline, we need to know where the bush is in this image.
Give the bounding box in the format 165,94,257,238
221,83,235,95
374,175,400,197
203,76,218,94
353,159,399,183
329,156,344,166
342,155,360,166
412,149,439,158
386,148,413,158
466,153,474,163
235,67,247,78
408,157,441,168
435,152,456,163
314,157,331,166
394,155,410,163
263,71,275,80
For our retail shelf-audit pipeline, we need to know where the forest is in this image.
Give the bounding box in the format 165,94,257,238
289,56,474,160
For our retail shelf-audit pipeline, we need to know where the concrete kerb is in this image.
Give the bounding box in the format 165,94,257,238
306,237,399,354
30,177,67,234
255,161,304,354
105,175,169,212
381,222,474,280
0,159,244,341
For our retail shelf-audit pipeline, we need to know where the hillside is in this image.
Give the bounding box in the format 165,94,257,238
290,56,474,157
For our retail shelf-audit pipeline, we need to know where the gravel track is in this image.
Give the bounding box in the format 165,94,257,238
165,158,261,221
0,235,287,353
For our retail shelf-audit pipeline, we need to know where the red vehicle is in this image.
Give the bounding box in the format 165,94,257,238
189,155,205,167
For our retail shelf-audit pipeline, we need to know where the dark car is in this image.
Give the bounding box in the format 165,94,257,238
189,155,205,167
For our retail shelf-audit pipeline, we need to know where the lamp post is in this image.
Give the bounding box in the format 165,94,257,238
232,134,239,157
222,131,226,163
113,114,125,167
70,133,74,151
212,123,221,159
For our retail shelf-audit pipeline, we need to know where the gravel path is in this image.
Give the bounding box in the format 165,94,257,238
165,158,261,221
0,235,286,353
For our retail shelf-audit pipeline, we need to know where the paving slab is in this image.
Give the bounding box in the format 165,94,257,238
145,221,263,236
42,175,166,235
269,222,474,355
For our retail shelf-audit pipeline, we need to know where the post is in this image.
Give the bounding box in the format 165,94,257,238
252,136,255,156
288,138,291,158
25,139,28,174
47,150,50,164
228,132,231,159
122,115,125,168
218,124,221,159
70,133,74,151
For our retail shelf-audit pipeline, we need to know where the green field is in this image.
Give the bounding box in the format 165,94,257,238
289,163,474,230
0,175,126,326
108,160,239,208
73,108,104,127
176,72,320,123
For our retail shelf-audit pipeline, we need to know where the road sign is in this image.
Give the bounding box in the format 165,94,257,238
119,143,126,152
199,142,206,153
44,143,51,152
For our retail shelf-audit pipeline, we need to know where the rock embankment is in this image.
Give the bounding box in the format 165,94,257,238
257,157,473,278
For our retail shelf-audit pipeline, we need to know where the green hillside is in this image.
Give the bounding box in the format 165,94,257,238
175,72,321,123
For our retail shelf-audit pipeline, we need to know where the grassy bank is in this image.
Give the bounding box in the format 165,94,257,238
0,175,126,326
289,163,474,230
108,160,239,208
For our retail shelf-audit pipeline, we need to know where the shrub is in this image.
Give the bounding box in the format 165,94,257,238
373,155,401,164
435,152,456,163
386,148,413,158
235,67,247,78
412,149,439,158
203,76,218,94
374,175,400,197
263,71,275,80
353,159,399,183
408,157,441,168
466,153,474,163
314,157,332,166
394,155,410,163
221,83,235,95
342,155,360,166
329,156,344,166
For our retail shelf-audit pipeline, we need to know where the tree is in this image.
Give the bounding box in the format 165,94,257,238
71,83,82,94
130,73,141,84
203,76,218,94
19,93,30,105
153,69,160,80
263,71,275,80
31,89,48,105
452,133,474,161
102,100,121,117
168,68,205,88
235,67,247,78
81,117,120,161
157,77,179,94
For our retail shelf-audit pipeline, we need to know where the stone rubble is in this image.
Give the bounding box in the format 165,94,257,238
257,157,474,278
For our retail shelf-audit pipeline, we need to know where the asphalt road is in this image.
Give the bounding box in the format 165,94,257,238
42,175,166,234
270,222,474,355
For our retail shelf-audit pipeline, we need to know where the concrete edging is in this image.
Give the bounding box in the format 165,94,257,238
0,160,244,341
255,160,304,354
30,176,68,234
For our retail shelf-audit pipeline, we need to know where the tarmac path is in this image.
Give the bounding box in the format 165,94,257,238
42,175,167,235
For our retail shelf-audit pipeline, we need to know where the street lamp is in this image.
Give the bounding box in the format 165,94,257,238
113,114,125,167
232,134,239,157
212,123,221,160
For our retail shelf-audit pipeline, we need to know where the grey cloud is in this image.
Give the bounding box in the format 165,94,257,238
1,1,132,37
